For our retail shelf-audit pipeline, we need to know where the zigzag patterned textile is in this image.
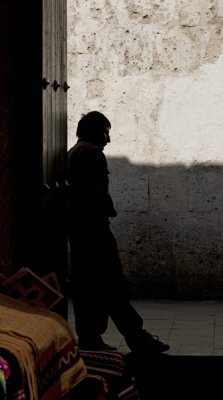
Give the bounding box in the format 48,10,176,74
0,294,87,400
81,350,140,400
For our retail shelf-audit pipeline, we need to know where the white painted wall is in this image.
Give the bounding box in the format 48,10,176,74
67,0,223,299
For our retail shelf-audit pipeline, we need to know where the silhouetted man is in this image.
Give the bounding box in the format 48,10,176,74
67,111,170,354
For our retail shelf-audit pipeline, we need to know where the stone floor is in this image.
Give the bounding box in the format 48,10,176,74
68,298,223,355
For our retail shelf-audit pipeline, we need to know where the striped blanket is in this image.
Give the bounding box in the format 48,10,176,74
81,350,140,400
0,294,87,400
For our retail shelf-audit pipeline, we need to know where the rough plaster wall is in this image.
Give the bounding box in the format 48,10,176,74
67,0,223,299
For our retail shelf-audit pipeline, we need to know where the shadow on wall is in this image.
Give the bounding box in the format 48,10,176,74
107,156,223,300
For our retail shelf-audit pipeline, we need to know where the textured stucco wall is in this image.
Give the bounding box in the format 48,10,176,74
67,0,223,299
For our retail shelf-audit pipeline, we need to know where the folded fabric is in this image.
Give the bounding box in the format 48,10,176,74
0,294,87,400
80,350,140,400
0,347,26,400
0,355,8,400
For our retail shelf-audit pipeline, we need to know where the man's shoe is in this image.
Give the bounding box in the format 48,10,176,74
78,336,117,351
126,329,170,354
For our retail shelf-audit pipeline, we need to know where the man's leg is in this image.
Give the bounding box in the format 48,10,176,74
69,232,114,350
103,231,170,354
71,270,117,350
107,285,170,354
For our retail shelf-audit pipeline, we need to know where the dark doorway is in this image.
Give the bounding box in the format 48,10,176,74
10,0,68,317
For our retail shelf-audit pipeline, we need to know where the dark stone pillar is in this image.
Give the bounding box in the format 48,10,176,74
0,1,13,276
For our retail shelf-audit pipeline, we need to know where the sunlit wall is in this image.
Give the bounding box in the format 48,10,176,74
67,0,223,299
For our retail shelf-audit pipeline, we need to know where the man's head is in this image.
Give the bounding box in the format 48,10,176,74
76,111,111,150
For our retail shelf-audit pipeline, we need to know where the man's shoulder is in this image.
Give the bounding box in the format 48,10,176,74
68,141,105,160
69,140,99,152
